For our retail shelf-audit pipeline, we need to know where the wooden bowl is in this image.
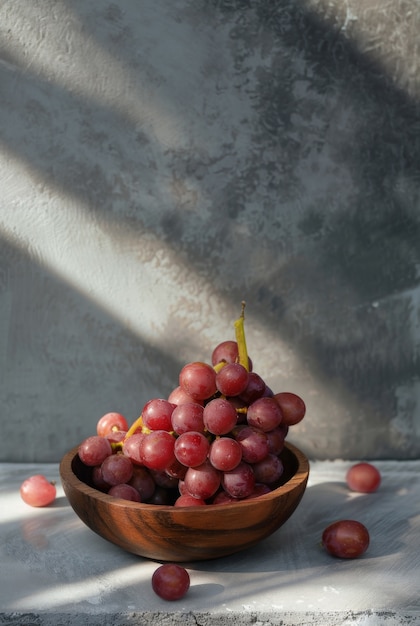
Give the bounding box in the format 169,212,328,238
60,441,309,562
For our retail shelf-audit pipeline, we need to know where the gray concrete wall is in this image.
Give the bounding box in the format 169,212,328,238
1,0,419,462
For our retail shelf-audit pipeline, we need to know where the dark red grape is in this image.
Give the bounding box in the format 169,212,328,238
150,470,179,489
101,454,133,486
266,425,287,455
247,397,283,432
234,425,269,463
221,461,255,499
108,484,141,502
152,564,190,601
148,487,174,505
78,435,112,467
164,457,188,480
273,392,306,426
252,453,284,484
322,520,370,558
244,483,272,499
211,490,237,505
239,372,266,404
92,465,110,491
128,466,156,501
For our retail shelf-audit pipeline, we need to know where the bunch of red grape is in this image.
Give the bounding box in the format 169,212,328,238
77,338,306,507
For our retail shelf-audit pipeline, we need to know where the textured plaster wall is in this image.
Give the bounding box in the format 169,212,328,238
1,0,420,462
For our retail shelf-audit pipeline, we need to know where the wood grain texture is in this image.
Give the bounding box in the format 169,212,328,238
60,442,309,562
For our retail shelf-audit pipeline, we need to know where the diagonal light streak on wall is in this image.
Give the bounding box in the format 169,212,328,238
0,150,304,382
0,0,220,151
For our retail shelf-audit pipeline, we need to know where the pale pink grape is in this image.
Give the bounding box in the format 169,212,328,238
20,475,57,507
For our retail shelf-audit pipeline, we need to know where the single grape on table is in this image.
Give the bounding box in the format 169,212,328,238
346,462,381,493
20,475,57,507
322,519,370,558
152,564,190,601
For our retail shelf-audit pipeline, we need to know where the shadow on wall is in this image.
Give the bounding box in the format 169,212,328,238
0,0,419,459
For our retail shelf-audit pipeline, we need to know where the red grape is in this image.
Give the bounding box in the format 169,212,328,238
139,430,176,471
128,466,156,501
239,372,266,404
266,425,287,455
152,564,190,601
122,432,146,465
221,461,255,499
322,520,370,558
167,385,202,406
142,398,175,431
96,412,129,437
179,361,217,401
78,435,112,466
149,470,179,489
174,431,210,467
184,460,221,499
108,484,141,502
203,397,238,435
177,479,188,496
247,397,283,432
211,340,252,370
20,475,57,507
273,392,306,426
346,462,381,493
215,362,249,396
105,429,126,444
174,494,207,507
101,454,133,486
234,425,269,463
211,340,239,365
252,453,284,484
92,465,110,491
244,483,272,499
212,490,237,505
209,437,242,471
171,402,205,435
164,457,188,480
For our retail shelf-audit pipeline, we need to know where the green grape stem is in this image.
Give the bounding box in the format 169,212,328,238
124,414,144,440
234,301,249,372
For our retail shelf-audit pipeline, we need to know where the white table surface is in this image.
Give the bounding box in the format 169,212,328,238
1,450,419,626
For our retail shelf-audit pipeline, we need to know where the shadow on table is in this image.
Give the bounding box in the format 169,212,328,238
188,479,410,574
